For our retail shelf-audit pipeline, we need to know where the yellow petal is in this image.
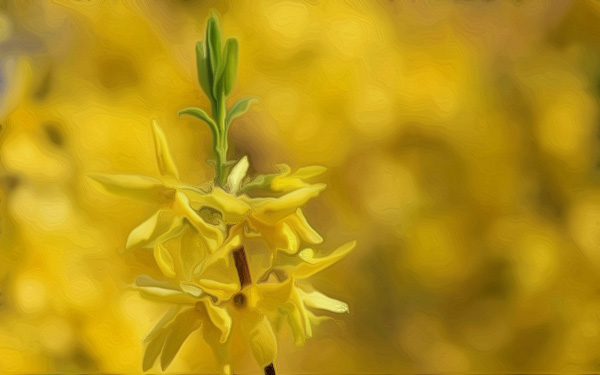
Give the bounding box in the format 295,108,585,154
243,184,326,224
271,165,326,192
241,312,278,367
285,208,323,244
143,327,168,372
179,226,211,280
160,307,200,371
152,120,180,180
197,279,239,301
226,156,249,195
179,282,204,298
186,187,251,223
144,306,182,344
88,173,170,203
125,209,182,252
173,191,224,251
286,240,356,279
277,222,299,255
154,242,176,278
197,299,232,344
194,224,244,274
297,288,349,314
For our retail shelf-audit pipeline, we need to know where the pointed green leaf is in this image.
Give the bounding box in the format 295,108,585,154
160,308,201,371
207,17,221,78
225,97,257,130
223,38,238,96
152,120,180,180
179,107,219,142
88,174,167,203
196,41,212,100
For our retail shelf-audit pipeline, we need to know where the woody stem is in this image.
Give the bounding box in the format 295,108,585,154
232,247,276,375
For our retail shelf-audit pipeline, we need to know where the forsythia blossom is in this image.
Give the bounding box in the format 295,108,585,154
90,11,355,375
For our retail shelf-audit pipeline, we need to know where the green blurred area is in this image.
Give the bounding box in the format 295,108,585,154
2,0,600,373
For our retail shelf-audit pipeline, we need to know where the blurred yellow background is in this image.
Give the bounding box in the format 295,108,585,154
2,0,600,373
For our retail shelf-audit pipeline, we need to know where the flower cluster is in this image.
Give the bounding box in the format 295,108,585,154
90,12,355,375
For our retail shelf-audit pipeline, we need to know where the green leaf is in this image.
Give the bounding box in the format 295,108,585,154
225,97,257,130
207,16,222,79
179,107,219,142
196,41,213,100
239,173,278,193
160,308,201,371
216,38,239,97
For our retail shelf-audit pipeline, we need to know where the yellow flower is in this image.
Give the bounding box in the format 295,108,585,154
135,237,355,373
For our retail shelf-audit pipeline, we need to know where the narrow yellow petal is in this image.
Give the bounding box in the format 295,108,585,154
124,209,182,252
173,191,224,251
160,308,200,371
154,242,176,278
286,240,356,279
243,184,326,224
297,288,349,314
144,306,182,344
226,155,249,195
143,327,168,372
198,299,232,343
152,120,180,180
271,165,326,192
277,223,299,255
88,173,169,203
285,208,323,244
197,279,239,301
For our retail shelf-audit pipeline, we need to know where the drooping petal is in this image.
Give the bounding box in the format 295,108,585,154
160,307,201,371
143,326,169,372
144,306,182,344
285,240,356,279
240,312,278,367
297,288,349,314
226,155,249,195
154,242,176,278
125,209,183,252
196,302,233,374
281,300,306,346
152,120,180,180
197,298,232,343
88,173,169,203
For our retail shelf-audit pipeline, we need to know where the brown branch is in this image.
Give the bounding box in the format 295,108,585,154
232,246,252,287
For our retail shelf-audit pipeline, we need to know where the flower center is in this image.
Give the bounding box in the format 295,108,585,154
233,292,246,308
